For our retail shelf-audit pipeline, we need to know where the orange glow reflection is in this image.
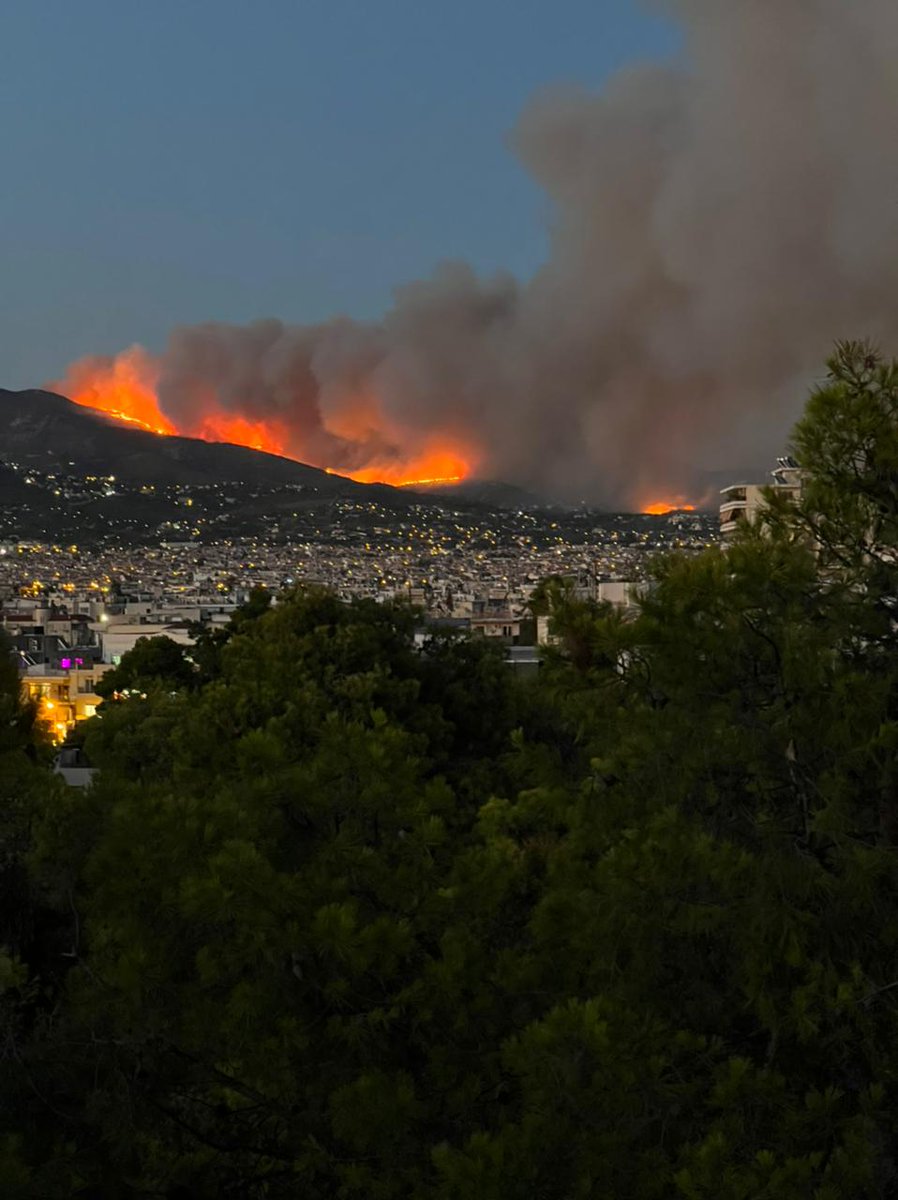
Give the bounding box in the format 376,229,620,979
642,500,697,515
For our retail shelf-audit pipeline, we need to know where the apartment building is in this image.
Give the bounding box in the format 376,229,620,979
719,457,803,539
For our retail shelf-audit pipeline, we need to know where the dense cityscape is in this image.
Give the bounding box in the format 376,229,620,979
0,458,716,743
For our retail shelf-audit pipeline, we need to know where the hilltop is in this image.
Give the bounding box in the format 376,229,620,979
0,388,389,496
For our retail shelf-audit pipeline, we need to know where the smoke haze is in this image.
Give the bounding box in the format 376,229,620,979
56,0,898,506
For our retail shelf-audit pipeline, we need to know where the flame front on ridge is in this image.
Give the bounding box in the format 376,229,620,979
51,348,475,488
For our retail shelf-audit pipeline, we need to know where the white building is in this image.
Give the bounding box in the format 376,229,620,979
595,580,645,608
719,457,803,540
90,622,196,665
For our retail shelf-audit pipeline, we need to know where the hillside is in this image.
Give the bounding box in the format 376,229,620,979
0,388,387,495
0,388,434,543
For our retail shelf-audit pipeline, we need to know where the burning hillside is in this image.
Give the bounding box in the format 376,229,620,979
53,345,474,488
51,2,898,506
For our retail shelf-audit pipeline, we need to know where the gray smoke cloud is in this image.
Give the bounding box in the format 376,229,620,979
103,1,898,503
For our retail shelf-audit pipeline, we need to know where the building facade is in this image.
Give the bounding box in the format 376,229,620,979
719,457,803,540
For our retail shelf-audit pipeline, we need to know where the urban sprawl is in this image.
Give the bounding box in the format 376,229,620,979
1,463,727,744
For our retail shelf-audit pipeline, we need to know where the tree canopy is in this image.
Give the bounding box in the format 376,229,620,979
94,633,196,698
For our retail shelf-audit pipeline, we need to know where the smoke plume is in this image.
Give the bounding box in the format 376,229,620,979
55,0,898,506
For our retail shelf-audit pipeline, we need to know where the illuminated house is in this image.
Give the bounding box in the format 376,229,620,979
20,662,112,742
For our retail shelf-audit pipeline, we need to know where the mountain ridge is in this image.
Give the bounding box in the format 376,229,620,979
0,388,392,495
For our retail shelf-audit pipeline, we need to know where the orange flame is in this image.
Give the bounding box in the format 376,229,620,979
192,413,288,456
641,501,697,515
50,349,476,487
334,445,470,488
55,347,175,436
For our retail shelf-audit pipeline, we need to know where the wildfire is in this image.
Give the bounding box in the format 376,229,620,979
398,476,462,488
55,347,176,437
50,348,475,488
333,446,471,488
641,501,697,515
192,414,287,456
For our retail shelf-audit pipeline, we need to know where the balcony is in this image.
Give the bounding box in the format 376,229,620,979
719,505,746,540
719,485,747,502
719,498,747,517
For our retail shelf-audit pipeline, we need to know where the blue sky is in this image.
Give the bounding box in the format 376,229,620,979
1,0,677,387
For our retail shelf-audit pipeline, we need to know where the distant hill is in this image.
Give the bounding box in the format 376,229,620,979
0,387,747,524
0,388,388,496
412,479,549,509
